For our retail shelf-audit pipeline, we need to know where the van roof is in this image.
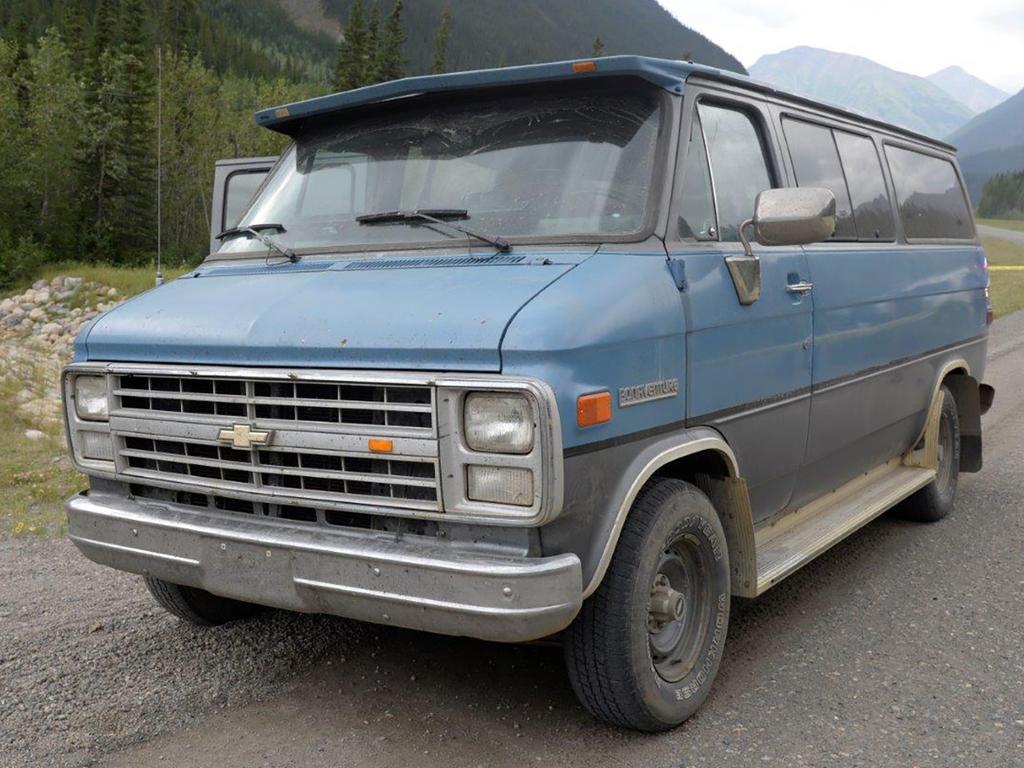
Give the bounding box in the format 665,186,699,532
254,55,954,151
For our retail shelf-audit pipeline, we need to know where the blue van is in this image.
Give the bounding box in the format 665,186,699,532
62,56,994,731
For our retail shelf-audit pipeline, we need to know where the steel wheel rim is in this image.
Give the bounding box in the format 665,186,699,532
647,533,714,684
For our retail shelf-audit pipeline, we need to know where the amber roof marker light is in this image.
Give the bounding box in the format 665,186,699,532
572,61,598,74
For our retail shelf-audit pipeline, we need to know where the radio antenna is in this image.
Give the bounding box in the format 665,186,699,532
155,45,164,287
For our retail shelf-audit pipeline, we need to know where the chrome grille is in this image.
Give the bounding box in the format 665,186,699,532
115,374,433,434
108,370,440,514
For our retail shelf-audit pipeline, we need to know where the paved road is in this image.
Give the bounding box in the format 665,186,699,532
978,223,1024,245
5,315,1024,768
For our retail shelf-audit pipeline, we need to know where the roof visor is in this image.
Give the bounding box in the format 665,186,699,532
254,55,704,136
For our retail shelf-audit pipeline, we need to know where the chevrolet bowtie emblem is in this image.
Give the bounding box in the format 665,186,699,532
217,424,271,449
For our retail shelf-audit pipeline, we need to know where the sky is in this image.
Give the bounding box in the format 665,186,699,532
660,0,1024,94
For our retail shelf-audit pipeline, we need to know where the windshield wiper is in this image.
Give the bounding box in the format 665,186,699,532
215,223,299,263
356,209,511,253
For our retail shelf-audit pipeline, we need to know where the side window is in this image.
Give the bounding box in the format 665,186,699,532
782,118,856,238
223,170,268,230
677,111,717,240
834,132,894,240
698,103,773,242
884,146,973,240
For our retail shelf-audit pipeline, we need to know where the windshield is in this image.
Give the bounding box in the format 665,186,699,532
214,82,665,257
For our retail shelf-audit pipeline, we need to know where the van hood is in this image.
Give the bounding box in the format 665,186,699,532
82,253,583,371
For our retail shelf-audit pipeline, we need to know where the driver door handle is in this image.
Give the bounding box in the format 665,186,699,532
786,281,814,295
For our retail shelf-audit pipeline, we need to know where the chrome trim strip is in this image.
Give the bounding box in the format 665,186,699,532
68,534,201,567
293,577,578,618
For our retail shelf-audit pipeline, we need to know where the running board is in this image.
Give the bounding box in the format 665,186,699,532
753,458,936,595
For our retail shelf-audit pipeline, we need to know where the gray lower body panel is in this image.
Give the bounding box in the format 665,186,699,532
66,491,582,643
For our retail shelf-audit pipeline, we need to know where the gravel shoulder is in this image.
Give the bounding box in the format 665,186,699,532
3,317,1023,768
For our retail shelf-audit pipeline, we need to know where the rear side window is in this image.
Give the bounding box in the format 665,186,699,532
884,146,973,240
689,103,773,242
834,132,894,240
783,119,855,238
782,118,894,241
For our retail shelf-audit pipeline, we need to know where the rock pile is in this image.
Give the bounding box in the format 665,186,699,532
0,276,124,435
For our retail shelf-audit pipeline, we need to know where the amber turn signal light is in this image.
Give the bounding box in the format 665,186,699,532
577,391,612,428
368,438,393,453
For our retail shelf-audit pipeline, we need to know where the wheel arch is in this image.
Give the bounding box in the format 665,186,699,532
581,427,758,599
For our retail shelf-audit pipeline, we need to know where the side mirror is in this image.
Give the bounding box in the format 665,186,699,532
749,187,836,247
726,187,836,306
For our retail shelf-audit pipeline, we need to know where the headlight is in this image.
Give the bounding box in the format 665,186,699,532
74,375,109,421
464,392,534,454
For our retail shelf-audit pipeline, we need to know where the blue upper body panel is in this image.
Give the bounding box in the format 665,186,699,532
80,251,587,371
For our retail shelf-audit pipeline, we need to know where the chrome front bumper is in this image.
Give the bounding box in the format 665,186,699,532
66,492,582,642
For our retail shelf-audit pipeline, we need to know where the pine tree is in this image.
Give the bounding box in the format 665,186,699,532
377,0,405,82
365,1,381,83
117,0,156,257
431,5,452,74
63,2,89,74
161,0,199,54
333,0,368,90
591,36,604,58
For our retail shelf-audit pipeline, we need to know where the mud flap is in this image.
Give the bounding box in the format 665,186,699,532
944,375,985,473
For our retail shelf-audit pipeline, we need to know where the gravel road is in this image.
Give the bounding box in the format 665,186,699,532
978,223,1024,245
4,314,1024,768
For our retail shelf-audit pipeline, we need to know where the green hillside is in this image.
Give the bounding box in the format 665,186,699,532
319,0,745,74
749,46,972,139
948,88,1024,202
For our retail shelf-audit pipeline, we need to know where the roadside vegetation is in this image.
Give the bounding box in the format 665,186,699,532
0,263,184,537
983,236,1024,317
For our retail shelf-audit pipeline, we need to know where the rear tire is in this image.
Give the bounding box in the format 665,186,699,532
563,478,730,732
898,384,960,522
144,577,263,626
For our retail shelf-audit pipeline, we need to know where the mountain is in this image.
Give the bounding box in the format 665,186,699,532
948,88,1024,201
748,46,972,139
311,0,746,75
927,65,1009,114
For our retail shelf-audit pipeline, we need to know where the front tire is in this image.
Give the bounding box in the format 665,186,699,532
144,577,263,626
898,384,960,522
563,479,730,732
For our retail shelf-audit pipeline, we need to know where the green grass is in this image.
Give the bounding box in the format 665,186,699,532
977,217,1024,232
982,237,1024,318
0,261,191,536
28,261,191,298
982,236,1024,267
0,376,84,537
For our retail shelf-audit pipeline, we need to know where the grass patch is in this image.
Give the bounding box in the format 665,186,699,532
977,217,1024,232
982,237,1024,267
0,376,83,537
2,261,191,302
982,237,1024,318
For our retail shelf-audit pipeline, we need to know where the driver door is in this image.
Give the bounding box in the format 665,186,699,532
209,156,278,254
668,89,814,522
